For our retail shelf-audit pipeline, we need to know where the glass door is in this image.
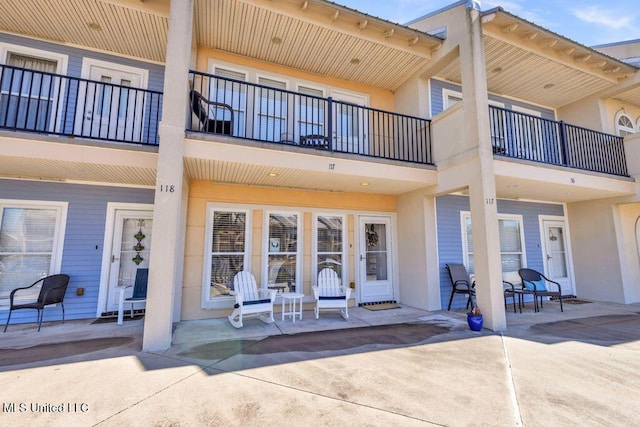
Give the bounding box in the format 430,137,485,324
358,216,394,303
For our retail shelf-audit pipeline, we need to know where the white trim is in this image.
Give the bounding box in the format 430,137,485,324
79,58,149,89
96,202,154,317
0,42,69,73
201,204,253,310
615,110,635,137
261,209,303,292
330,88,369,107
442,88,462,109
0,199,68,308
355,214,399,304
460,211,527,273
312,213,348,287
0,42,69,134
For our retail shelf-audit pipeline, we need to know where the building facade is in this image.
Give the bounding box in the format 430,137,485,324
1,0,639,351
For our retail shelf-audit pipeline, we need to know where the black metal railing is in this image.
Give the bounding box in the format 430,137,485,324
489,106,628,176
0,64,163,145
189,70,432,165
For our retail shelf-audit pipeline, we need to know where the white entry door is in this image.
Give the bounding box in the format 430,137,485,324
75,61,146,141
358,216,394,303
103,209,153,314
541,219,574,296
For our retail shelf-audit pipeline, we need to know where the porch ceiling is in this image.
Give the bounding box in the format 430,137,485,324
0,0,169,63
435,11,636,109
195,0,443,91
183,157,432,195
0,155,157,186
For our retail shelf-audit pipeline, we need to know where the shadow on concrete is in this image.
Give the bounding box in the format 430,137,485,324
0,337,135,367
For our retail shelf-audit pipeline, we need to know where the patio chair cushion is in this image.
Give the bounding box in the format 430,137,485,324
524,279,547,291
243,299,272,306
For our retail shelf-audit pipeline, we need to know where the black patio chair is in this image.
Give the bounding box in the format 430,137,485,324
189,90,234,135
518,268,563,312
445,263,476,311
503,280,518,313
4,274,70,332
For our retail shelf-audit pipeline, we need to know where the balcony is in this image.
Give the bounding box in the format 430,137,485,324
188,71,433,165
489,106,628,177
0,64,163,146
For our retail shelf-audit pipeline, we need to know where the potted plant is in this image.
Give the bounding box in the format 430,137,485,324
467,305,483,331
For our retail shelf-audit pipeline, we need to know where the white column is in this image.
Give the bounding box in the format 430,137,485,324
459,3,506,331
143,0,193,351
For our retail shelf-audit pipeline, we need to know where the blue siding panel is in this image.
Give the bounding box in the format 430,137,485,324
436,194,564,310
0,180,154,326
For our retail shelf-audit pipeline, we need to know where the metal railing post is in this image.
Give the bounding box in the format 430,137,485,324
327,96,333,152
559,120,569,166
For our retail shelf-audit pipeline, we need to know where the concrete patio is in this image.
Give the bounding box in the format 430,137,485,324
1,300,639,426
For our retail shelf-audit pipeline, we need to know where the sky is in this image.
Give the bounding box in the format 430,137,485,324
336,0,640,47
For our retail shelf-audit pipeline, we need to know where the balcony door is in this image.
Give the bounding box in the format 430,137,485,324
332,90,368,155
75,60,147,141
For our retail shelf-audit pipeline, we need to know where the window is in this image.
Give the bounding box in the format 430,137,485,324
315,215,345,284
204,208,250,301
256,77,287,142
264,212,300,292
0,46,67,132
442,88,462,109
297,85,324,139
461,212,525,275
615,111,635,137
211,67,246,137
0,201,67,305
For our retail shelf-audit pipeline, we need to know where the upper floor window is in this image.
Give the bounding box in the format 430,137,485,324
615,111,635,137
0,44,68,133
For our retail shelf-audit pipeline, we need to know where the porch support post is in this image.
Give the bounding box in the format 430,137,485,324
143,0,193,351
459,3,506,331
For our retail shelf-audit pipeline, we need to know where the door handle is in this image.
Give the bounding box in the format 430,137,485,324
546,254,552,260
360,255,365,261
111,254,119,263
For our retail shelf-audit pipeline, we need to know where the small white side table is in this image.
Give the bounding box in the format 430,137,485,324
280,292,304,322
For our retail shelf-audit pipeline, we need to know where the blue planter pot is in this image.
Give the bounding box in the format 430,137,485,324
467,315,483,331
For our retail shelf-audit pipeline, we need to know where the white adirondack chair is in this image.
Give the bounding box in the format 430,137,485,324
228,271,277,328
313,268,351,319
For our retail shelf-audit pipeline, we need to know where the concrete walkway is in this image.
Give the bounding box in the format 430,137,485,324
1,301,639,426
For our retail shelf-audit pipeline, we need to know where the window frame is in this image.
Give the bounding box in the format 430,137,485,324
460,211,527,275
0,199,68,307
312,213,347,287
254,74,288,142
262,210,302,293
201,204,252,309
615,110,635,137
0,43,69,134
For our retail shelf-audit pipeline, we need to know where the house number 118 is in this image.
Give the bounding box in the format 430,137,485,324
160,185,175,193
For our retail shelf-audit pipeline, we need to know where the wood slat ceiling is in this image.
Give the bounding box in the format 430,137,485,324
437,35,622,109
0,0,168,63
195,0,440,91
0,156,157,186
183,157,429,195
